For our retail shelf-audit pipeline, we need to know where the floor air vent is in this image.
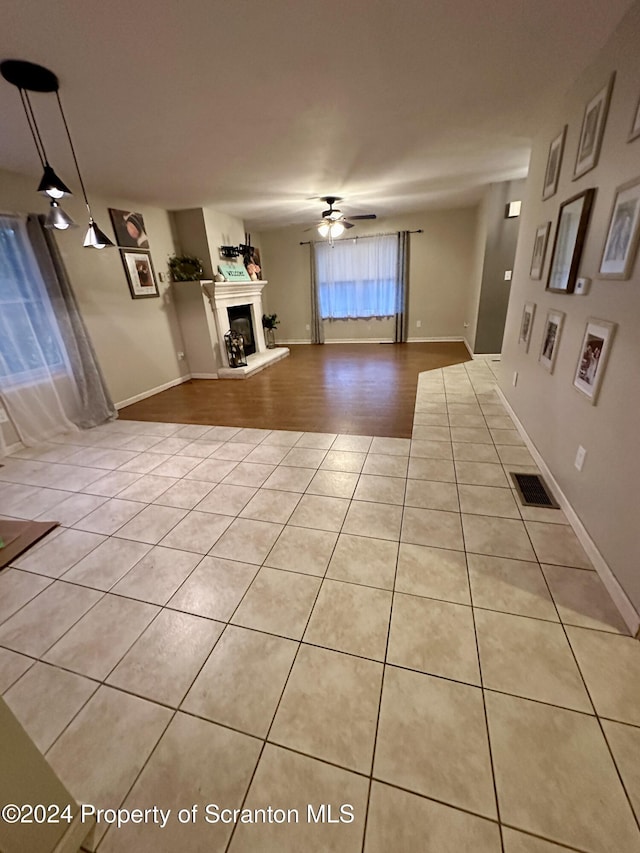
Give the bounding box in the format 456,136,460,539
510,472,559,509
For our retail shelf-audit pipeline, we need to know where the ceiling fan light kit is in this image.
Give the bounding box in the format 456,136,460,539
313,196,377,240
0,58,114,248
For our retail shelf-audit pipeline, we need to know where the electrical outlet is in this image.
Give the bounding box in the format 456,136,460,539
305,324,310,331
416,320,422,328
575,445,587,471
575,277,591,295
0,406,9,424
512,371,518,387
177,351,185,360
463,322,470,328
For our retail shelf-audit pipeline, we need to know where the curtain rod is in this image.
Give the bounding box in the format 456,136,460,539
299,229,423,246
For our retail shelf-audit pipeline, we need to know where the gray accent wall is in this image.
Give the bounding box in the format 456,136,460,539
473,180,525,354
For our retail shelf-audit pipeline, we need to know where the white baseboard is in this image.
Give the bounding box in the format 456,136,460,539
407,336,466,343
497,388,640,637
115,375,191,409
463,338,474,357
279,339,312,345
190,373,219,380
325,338,394,344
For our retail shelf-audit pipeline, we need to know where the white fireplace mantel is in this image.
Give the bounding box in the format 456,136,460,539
200,279,289,378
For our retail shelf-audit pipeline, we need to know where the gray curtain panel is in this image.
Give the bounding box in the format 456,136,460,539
27,215,117,428
309,242,325,344
394,230,410,343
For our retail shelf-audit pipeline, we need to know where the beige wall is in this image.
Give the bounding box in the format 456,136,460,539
501,0,640,612
258,207,479,343
0,168,188,408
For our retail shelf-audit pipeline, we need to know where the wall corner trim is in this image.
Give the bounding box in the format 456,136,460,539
496,388,640,637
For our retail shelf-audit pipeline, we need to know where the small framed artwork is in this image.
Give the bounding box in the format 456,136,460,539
539,310,565,373
518,302,536,352
120,250,159,299
573,72,615,180
599,176,640,279
547,188,596,293
109,209,150,249
542,126,567,200
530,222,551,279
629,93,640,142
573,318,616,404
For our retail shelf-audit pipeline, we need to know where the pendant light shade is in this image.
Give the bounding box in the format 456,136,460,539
45,200,76,230
83,218,114,249
37,164,72,198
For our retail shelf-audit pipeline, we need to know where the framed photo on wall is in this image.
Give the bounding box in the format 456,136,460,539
109,208,150,249
518,302,536,352
573,318,616,404
121,250,159,299
530,222,551,279
599,176,640,279
538,310,565,373
573,72,615,180
629,93,640,142
542,127,566,200
546,188,596,293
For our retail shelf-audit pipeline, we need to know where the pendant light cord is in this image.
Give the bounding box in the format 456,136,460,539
55,90,92,215
20,89,46,168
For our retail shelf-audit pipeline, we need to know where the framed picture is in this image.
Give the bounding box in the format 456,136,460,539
599,176,640,279
542,127,566,200
573,318,616,405
109,208,150,249
629,93,640,142
518,302,536,352
546,188,596,293
120,250,159,299
530,222,551,279
573,72,615,179
538,310,565,373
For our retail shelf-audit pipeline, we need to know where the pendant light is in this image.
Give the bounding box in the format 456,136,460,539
0,59,114,248
45,200,76,230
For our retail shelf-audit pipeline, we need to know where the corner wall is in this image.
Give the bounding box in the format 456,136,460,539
500,0,640,613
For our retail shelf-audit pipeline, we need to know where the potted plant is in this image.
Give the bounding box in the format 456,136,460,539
262,313,280,349
168,255,204,282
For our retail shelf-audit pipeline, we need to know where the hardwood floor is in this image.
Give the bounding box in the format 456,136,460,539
119,342,471,438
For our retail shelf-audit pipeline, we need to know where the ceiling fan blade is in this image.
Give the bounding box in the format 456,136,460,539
343,221,355,229
349,214,377,220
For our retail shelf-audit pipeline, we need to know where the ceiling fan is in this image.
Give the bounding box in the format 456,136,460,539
307,196,377,238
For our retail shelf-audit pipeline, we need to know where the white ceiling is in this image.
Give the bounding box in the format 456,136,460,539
1,0,634,229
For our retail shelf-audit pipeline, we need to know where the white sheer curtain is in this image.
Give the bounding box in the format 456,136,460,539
0,214,81,451
315,234,399,319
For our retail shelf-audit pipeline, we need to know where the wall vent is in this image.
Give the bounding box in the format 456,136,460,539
510,472,559,509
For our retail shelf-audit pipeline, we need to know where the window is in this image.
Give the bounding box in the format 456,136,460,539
315,234,399,320
0,218,67,383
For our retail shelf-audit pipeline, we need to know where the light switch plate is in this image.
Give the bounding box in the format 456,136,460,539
575,277,591,295
504,270,512,281
575,445,587,471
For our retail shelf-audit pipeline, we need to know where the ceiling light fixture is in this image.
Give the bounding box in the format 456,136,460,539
0,58,114,248
318,221,345,239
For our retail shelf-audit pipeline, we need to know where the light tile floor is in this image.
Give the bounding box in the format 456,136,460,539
1,359,639,852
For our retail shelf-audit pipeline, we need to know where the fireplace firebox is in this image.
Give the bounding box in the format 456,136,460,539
227,304,256,356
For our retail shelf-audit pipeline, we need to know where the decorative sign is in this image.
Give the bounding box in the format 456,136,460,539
218,263,251,282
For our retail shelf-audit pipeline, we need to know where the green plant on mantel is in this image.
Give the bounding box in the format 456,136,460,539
262,313,280,330
168,255,204,282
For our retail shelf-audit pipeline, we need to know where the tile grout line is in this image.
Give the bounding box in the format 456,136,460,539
453,364,505,853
